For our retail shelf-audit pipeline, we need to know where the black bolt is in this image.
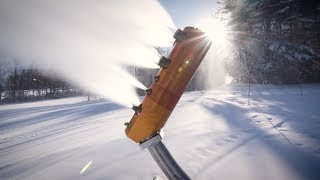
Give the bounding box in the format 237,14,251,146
132,104,143,115
146,88,152,95
154,75,160,82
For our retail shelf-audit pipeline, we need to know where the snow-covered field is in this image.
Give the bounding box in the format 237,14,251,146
1,84,320,180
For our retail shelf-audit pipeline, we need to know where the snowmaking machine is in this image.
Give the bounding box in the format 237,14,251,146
125,27,212,180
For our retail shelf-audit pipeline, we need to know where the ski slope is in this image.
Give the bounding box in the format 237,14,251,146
1,84,320,180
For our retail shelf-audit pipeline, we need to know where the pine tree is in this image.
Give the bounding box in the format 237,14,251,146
223,0,320,84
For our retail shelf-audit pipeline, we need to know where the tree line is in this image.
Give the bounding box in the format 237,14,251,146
0,59,165,103
0,60,82,103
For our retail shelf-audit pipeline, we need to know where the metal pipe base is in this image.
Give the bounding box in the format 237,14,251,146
140,134,190,180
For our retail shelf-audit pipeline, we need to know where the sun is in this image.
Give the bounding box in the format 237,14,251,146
198,18,229,47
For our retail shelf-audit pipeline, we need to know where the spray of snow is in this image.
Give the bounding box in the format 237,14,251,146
0,0,175,107
197,15,234,88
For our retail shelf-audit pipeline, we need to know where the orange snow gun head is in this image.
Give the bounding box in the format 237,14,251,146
125,27,212,143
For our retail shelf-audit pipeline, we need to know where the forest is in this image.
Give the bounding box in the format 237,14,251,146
223,0,320,84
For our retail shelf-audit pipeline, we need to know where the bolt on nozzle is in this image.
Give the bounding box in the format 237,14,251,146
124,122,130,126
173,29,187,42
158,56,171,69
132,104,143,115
154,75,160,82
146,88,152,95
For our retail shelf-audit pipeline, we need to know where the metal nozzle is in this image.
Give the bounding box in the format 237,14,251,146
132,104,143,115
154,75,160,82
124,122,130,126
146,88,152,95
173,29,187,42
158,56,171,69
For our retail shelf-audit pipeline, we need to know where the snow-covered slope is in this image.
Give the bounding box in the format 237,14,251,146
1,84,320,180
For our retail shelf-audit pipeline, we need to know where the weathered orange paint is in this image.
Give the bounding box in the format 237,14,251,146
125,27,212,143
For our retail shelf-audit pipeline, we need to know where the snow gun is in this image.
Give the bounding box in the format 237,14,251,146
125,27,212,180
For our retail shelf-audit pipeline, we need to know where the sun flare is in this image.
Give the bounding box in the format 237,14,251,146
198,18,229,47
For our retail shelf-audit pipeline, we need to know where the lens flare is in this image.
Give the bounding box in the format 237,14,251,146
80,161,93,175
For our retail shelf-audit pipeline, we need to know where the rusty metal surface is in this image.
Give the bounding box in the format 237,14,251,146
125,97,171,142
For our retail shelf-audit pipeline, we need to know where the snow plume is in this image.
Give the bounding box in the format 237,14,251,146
198,48,229,88
0,0,175,107
197,13,234,88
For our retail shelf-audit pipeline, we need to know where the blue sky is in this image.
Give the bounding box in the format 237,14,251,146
159,0,219,29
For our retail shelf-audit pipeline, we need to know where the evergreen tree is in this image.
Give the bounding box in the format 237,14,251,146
223,0,320,84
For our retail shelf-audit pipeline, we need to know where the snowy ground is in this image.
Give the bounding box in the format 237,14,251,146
1,84,320,180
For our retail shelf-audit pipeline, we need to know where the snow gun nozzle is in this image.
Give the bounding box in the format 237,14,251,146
132,104,143,115
146,88,152,95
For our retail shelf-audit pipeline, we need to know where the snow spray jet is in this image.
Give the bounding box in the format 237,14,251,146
197,47,231,88
0,0,175,107
197,15,234,88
